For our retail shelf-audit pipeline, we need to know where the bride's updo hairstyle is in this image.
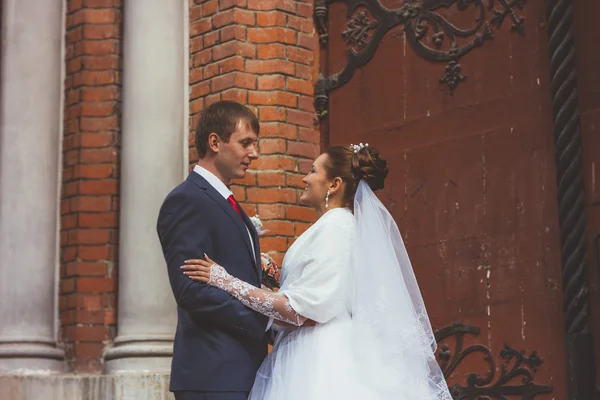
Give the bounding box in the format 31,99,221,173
324,144,389,206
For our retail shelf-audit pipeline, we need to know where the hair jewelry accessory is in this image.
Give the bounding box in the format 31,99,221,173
350,143,368,153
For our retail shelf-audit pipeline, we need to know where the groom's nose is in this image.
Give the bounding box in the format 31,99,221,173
249,145,258,159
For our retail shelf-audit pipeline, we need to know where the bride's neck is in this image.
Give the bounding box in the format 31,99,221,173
315,200,346,219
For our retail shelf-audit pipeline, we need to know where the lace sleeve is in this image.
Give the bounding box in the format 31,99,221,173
208,264,307,326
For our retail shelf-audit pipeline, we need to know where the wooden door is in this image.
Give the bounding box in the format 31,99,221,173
317,1,573,398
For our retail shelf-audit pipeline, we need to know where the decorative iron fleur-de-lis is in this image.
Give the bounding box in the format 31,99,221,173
342,11,380,49
491,0,528,34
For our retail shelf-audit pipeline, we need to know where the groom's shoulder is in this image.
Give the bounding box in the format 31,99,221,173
167,178,205,199
161,177,210,209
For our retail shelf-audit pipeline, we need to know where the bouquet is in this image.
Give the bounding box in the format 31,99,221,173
260,252,281,290
249,214,281,290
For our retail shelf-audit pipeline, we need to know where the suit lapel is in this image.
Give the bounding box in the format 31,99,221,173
188,173,260,279
239,209,262,280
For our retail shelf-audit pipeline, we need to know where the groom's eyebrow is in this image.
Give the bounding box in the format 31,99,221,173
239,137,257,146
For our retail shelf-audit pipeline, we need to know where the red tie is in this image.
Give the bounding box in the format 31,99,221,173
227,195,243,219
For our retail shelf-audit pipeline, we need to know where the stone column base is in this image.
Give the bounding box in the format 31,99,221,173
0,342,65,373
0,373,173,400
103,336,173,374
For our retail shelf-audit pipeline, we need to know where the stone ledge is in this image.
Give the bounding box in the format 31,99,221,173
0,373,173,400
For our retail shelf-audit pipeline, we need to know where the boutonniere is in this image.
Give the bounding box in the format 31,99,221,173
249,214,269,235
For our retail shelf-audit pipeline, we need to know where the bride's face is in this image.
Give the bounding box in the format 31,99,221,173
300,154,330,209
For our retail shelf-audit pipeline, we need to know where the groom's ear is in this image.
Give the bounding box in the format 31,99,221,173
207,133,220,154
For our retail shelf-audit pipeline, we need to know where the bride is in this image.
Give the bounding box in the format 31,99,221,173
181,144,452,400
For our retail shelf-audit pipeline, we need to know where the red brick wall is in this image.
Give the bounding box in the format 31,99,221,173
188,0,320,264
60,0,122,373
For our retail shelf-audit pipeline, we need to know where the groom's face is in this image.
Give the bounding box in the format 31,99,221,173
215,120,259,182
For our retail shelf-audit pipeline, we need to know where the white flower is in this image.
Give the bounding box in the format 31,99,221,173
350,142,369,153
249,215,269,235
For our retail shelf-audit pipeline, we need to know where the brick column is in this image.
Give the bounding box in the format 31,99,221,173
61,0,122,372
188,0,320,262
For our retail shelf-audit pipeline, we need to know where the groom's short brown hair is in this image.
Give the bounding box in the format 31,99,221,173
195,101,260,159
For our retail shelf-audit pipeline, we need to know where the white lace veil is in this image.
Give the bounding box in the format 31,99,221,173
351,180,452,399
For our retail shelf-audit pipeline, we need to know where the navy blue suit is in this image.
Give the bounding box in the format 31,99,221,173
157,172,269,398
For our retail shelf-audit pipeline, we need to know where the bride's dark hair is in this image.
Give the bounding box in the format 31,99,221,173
323,144,389,206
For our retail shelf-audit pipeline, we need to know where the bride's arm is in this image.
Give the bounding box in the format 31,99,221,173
181,255,307,327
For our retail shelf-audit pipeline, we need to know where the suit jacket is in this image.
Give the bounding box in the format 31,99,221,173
157,172,269,392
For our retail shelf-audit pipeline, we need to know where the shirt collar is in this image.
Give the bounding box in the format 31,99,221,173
193,165,232,199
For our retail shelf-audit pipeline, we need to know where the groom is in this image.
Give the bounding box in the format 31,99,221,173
157,101,270,400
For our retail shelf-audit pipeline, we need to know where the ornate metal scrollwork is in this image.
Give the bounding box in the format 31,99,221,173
491,0,526,33
342,11,380,49
314,0,528,119
434,322,552,399
314,0,329,44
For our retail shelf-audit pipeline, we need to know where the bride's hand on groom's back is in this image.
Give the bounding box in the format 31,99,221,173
273,319,316,329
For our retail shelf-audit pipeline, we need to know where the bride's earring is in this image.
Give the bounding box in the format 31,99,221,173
325,190,330,209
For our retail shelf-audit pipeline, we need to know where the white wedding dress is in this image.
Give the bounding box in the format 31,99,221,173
249,185,452,399
250,207,359,400
207,183,452,400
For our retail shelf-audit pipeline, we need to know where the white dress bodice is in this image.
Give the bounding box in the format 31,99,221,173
277,207,356,324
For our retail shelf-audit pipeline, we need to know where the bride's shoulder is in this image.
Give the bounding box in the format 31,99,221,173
320,208,356,231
